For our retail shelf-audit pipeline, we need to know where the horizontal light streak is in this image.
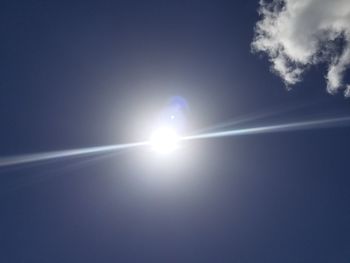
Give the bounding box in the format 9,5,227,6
183,116,350,141
1,116,350,168
0,141,148,168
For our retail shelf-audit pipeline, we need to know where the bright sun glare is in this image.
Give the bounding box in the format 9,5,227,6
149,127,180,154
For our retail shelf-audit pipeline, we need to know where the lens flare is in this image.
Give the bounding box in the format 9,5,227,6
1,114,350,168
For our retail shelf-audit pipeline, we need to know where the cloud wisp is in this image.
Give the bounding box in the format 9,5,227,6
252,0,350,96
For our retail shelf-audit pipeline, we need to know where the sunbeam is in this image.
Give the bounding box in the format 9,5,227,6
0,141,148,168
183,116,350,141
2,116,350,169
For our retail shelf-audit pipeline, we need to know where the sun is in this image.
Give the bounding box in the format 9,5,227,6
149,127,180,154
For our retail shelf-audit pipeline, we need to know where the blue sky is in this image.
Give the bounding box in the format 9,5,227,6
1,1,350,262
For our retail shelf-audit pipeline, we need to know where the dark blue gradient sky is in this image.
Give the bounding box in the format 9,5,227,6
1,1,350,262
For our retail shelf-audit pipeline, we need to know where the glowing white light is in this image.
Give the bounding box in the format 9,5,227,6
149,127,179,154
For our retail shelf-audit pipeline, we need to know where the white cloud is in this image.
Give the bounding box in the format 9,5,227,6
252,0,350,96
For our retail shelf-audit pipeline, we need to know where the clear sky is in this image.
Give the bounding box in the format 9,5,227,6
1,1,350,262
